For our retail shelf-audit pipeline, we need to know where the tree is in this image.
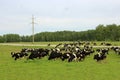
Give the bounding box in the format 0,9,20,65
0,36,4,43
3,34,20,42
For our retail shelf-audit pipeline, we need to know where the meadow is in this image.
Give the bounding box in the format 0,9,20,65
0,42,120,80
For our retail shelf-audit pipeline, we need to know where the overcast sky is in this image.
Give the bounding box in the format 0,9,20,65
0,0,120,35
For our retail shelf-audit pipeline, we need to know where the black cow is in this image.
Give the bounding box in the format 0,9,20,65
48,51,62,60
28,48,49,60
28,51,41,60
105,43,112,46
40,49,50,58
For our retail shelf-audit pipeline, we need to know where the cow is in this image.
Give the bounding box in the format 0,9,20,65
101,42,112,46
68,53,77,62
111,47,120,55
11,52,20,60
48,50,62,60
11,52,28,60
61,53,70,61
93,52,107,61
101,48,109,54
105,43,112,46
28,48,50,60
76,52,85,61
61,51,85,62
28,50,41,60
96,48,109,54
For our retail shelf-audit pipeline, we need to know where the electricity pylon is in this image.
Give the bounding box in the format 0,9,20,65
32,15,35,44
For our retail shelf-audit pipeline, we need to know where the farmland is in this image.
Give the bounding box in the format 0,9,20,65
0,42,120,80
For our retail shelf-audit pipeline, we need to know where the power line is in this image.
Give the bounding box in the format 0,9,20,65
32,15,35,44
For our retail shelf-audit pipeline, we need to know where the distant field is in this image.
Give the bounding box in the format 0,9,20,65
0,44,120,80
0,41,120,46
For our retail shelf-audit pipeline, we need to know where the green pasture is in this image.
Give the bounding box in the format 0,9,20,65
0,44,120,80
1,41,120,46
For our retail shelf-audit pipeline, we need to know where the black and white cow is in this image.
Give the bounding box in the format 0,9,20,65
111,46,120,55
61,52,70,61
61,52,78,62
93,52,107,61
11,52,28,60
76,51,86,61
67,53,77,62
96,48,109,54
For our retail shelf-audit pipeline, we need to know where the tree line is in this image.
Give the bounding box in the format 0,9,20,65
0,24,120,43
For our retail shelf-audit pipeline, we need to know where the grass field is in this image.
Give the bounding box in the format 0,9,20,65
1,41,120,46
0,43,120,80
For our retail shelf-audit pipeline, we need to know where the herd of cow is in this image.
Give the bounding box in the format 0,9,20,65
11,42,120,62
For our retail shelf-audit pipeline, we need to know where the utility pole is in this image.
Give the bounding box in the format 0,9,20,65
32,15,35,44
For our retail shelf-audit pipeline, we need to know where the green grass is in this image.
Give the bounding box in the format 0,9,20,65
1,41,120,46
0,45,120,80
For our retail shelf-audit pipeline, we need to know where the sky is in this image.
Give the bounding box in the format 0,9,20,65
0,0,120,35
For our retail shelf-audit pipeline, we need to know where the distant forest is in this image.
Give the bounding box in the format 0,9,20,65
0,24,120,42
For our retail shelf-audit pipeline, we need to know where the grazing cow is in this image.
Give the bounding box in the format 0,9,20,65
101,42,112,46
116,49,120,55
28,48,49,60
68,53,77,62
11,52,20,60
61,53,70,61
11,52,28,60
74,47,81,53
40,49,50,57
85,50,94,56
101,42,105,45
76,52,85,61
82,46,94,56
105,43,112,46
48,50,62,60
96,48,109,54
28,50,41,60
93,42,97,46
96,49,101,52
61,52,85,62
21,48,28,52
21,48,32,53
101,48,109,54
93,52,107,61
78,41,84,46
111,47,120,55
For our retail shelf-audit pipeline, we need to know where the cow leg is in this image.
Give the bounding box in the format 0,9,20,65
15,57,17,60
68,58,72,62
